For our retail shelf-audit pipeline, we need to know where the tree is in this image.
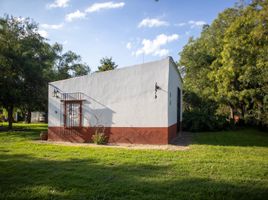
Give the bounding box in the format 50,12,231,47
0,16,42,128
179,0,268,130
53,43,90,80
214,0,268,127
97,57,117,72
0,15,91,128
178,8,241,131
20,41,56,123
179,8,240,99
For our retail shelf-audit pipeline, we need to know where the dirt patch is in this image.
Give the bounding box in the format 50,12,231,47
35,132,192,151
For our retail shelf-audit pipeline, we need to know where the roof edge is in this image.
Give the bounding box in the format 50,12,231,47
168,56,183,83
49,57,171,84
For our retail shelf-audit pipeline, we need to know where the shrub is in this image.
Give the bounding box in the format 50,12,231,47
182,110,229,132
92,130,107,145
182,90,230,132
40,131,48,140
0,114,5,122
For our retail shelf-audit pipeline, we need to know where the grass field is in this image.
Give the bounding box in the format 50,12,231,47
0,123,267,200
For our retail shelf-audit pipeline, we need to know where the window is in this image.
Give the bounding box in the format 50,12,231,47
64,101,82,128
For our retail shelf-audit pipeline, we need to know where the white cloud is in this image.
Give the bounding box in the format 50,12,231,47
188,20,206,28
138,18,169,28
126,42,132,50
64,2,125,22
48,0,69,8
134,34,179,57
175,20,206,28
65,10,86,22
86,1,125,13
175,22,186,27
38,30,48,38
154,49,169,57
40,23,64,30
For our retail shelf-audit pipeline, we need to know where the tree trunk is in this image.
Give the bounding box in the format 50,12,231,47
44,112,48,123
26,108,31,123
240,104,245,125
7,105,14,130
230,106,234,119
240,103,245,119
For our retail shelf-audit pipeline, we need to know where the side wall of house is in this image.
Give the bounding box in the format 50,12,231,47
48,59,171,144
167,58,183,142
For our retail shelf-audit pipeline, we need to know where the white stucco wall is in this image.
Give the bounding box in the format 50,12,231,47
48,58,173,128
168,58,183,126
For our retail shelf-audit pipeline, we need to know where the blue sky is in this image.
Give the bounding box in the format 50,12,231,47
0,0,237,71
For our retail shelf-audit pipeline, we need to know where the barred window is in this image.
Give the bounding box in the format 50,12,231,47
64,101,82,128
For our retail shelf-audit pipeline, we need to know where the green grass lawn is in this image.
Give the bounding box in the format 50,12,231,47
0,123,267,200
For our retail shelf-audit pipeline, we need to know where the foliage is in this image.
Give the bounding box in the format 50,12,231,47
214,0,268,129
0,15,49,127
183,90,229,132
0,123,268,199
0,113,4,122
91,130,107,144
179,0,268,131
0,15,90,128
97,57,118,72
53,43,90,79
183,111,229,132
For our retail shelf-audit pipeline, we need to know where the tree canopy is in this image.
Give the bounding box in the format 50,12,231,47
179,0,268,130
97,57,118,72
0,15,90,128
53,43,90,79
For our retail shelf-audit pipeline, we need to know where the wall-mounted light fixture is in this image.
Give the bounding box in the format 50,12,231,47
155,82,161,99
53,88,60,99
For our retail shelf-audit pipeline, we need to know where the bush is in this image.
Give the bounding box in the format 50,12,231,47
40,131,48,140
0,114,5,122
182,90,230,132
91,130,107,145
182,110,229,132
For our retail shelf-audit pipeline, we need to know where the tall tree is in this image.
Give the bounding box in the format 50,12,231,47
20,41,56,123
97,57,117,72
0,15,91,128
53,43,90,79
179,8,240,99
179,0,268,129
0,16,43,128
214,0,268,126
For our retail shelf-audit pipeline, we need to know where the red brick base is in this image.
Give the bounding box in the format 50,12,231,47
48,123,180,144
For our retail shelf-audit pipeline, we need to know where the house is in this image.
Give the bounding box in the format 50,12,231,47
48,57,182,144
31,111,46,123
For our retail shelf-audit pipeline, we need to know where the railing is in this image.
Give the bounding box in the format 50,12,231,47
61,92,84,101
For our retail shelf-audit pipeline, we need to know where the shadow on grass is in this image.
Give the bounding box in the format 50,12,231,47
0,123,48,141
189,129,268,147
2,124,268,148
0,153,267,200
